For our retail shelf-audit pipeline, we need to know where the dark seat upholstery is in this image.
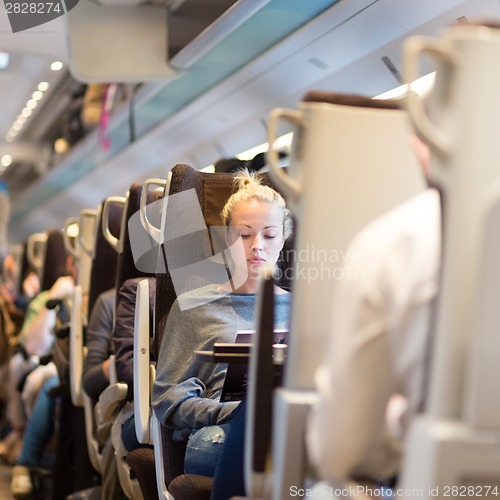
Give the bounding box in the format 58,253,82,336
115,183,160,292
40,228,70,291
80,197,123,479
87,199,122,317
106,182,163,499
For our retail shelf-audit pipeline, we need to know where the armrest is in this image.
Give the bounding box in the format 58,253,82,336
83,391,103,473
245,274,275,498
70,285,84,407
99,382,129,423
133,278,152,444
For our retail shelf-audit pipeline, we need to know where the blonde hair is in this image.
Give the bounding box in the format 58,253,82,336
221,169,293,241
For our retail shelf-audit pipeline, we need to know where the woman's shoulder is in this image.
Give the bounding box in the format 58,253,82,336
174,283,225,312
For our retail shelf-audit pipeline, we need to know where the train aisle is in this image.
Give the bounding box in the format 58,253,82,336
0,463,14,499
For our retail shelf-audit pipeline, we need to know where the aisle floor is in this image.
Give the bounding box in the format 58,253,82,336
0,463,14,499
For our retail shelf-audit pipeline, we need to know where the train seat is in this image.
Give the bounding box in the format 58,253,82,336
257,91,427,498
399,22,500,496
126,164,237,500
128,163,294,500
63,209,97,408
78,198,122,476
98,182,162,500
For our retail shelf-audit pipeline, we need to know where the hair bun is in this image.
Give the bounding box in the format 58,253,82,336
234,168,262,190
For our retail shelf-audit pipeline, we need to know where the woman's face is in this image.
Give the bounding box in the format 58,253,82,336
226,199,285,284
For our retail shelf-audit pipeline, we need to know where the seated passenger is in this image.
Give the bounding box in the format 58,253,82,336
82,288,116,403
81,287,123,500
112,276,156,453
1,255,40,314
0,256,29,390
11,372,59,497
307,137,440,485
11,286,116,498
151,169,293,477
0,256,76,465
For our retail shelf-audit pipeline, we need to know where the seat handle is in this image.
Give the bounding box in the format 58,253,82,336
78,209,98,257
267,108,303,201
63,217,81,260
139,178,167,244
404,35,455,160
102,196,126,253
26,232,47,272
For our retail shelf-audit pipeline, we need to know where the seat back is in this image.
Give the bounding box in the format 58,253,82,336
400,23,500,494
89,199,123,318
115,183,161,293
41,229,70,291
26,229,69,292
154,164,236,349
100,183,162,500
64,209,98,408
152,165,236,494
26,232,46,283
265,92,427,499
63,209,98,302
268,92,426,390
126,165,240,499
81,198,123,472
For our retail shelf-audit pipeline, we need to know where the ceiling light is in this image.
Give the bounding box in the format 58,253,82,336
38,81,49,91
66,221,79,238
12,122,22,131
200,164,215,173
17,115,26,123
32,90,43,101
5,136,14,143
0,52,9,70
375,72,436,99
54,137,69,155
26,99,37,110
236,132,294,161
21,107,32,118
50,61,63,71
1,155,12,167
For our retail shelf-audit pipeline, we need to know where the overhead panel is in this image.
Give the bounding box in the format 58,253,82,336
64,0,178,82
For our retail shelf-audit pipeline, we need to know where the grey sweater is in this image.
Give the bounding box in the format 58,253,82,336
82,288,116,401
151,285,291,441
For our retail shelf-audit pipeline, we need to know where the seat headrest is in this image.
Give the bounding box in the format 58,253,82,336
302,91,402,110
115,183,162,293
41,229,69,291
88,198,122,316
